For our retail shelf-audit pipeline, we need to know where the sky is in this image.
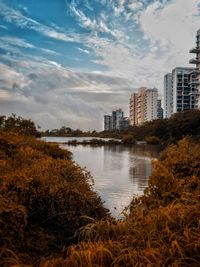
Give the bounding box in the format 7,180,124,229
0,0,200,131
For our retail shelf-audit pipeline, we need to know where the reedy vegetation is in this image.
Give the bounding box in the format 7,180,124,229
0,130,109,266
41,139,200,267
0,113,200,266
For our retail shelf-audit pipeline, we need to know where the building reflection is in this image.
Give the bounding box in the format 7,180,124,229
129,160,152,191
64,141,161,217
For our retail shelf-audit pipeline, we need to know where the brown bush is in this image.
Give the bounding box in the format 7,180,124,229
0,131,109,266
42,138,200,267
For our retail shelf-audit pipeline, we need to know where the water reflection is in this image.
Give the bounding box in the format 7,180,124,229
58,141,161,218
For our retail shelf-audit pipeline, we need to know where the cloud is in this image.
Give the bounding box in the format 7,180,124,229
0,2,80,43
127,1,144,11
76,0,200,92
0,58,132,130
0,63,30,89
77,47,90,54
70,2,121,38
140,0,200,48
0,0,200,130
0,36,61,57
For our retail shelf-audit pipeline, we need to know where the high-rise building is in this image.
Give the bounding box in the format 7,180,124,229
144,88,158,122
112,109,124,130
137,87,146,125
157,99,164,119
172,67,196,113
129,93,138,126
189,29,200,108
164,73,173,118
119,117,130,131
104,109,124,131
129,87,158,126
104,115,112,131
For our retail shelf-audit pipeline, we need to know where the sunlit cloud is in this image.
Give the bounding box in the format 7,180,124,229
0,0,199,130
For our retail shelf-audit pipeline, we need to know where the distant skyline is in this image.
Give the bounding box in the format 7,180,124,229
0,0,200,130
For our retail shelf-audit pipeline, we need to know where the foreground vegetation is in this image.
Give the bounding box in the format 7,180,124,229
0,130,109,266
42,138,200,266
0,114,200,266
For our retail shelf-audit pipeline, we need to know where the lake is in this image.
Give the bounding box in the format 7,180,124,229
43,137,161,218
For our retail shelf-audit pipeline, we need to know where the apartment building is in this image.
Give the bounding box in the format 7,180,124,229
172,67,196,113
119,117,130,131
164,73,173,118
137,87,146,125
144,88,158,122
189,29,200,108
129,93,138,126
104,115,112,131
130,87,158,126
157,99,164,119
104,109,124,131
112,109,124,130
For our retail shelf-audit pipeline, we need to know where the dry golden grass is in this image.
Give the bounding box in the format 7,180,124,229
0,131,109,266
41,139,200,267
1,132,200,266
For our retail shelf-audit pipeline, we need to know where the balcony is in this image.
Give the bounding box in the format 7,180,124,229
189,69,200,75
189,91,200,95
189,58,200,64
189,47,200,53
189,80,200,86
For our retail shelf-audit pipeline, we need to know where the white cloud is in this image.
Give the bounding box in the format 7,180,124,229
0,36,35,49
0,2,80,43
77,47,90,54
0,63,30,89
70,3,120,38
78,0,200,94
128,1,144,11
0,36,60,56
1,0,200,130
139,0,200,52
0,59,132,130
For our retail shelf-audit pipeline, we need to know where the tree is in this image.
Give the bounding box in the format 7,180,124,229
1,114,40,137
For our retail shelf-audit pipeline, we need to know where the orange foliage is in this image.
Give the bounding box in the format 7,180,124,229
42,139,200,267
1,130,200,266
0,131,109,266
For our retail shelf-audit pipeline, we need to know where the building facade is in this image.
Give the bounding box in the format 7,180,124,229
172,67,196,113
104,109,124,131
129,93,138,126
119,117,130,131
144,88,158,122
164,73,173,118
129,87,158,126
137,87,146,125
189,29,200,108
157,99,164,119
111,109,124,130
104,115,112,131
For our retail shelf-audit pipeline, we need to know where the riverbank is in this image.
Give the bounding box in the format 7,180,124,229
41,109,200,146
66,138,121,145
0,131,109,266
1,131,200,266
42,138,200,267
1,112,200,266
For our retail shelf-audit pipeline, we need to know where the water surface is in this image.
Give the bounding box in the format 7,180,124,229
44,137,161,217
